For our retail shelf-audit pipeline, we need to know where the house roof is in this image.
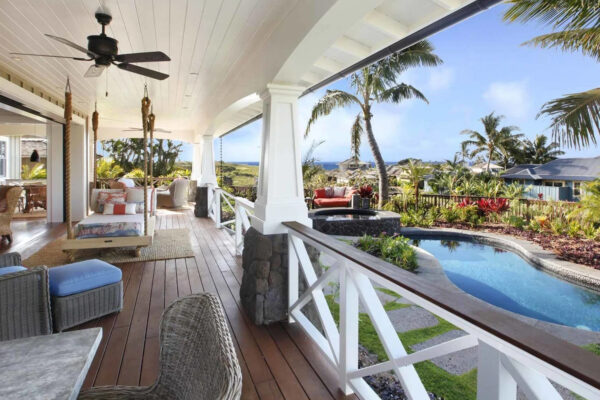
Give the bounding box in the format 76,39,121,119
501,157,600,181
338,158,370,166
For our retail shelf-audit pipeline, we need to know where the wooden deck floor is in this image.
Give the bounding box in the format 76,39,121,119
7,210,354,399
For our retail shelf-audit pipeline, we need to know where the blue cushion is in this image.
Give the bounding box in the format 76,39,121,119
48,259,122,297
0,266,27,276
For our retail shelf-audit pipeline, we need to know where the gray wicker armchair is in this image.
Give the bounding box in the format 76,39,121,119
0,252,52,341
79,293,242,400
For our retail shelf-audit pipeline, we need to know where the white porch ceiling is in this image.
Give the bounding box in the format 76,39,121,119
0,0,478,142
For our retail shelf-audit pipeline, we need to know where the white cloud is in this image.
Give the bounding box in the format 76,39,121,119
483,80,531,120
427,68,454,91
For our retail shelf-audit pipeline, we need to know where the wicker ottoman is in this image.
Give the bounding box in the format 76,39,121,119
48,259,123,332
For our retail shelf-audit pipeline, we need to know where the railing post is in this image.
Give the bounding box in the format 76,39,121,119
338,265,358,395
235,203,243,255
477,341,517,400
287,233,298,323
214,188,222,228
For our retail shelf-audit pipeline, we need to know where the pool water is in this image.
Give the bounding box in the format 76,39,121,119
409,237,600,331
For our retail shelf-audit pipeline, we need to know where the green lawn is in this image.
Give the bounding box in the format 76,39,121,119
326,294,478,400
217,162,259,186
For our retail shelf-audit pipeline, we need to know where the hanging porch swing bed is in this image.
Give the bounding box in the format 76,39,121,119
62,84,157,260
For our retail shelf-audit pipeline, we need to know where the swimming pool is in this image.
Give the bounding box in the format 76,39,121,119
408,237,600,332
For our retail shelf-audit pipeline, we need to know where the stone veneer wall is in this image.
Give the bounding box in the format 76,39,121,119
240,227,321,325
194,186,208,217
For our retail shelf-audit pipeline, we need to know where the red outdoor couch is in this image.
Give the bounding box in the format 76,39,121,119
313,186,356,208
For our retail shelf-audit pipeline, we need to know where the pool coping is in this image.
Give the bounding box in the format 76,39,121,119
400,227,600,292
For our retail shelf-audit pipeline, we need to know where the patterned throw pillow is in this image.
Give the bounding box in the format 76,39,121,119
96,192,127,213
103,203,137,215
324,186,334,198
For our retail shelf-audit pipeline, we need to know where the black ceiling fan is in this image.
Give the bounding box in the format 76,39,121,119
10,12,170,80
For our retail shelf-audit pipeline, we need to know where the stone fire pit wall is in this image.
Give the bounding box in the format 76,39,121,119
240,227,321,325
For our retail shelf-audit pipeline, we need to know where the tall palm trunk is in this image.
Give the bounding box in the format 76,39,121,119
486,145,493,173
364,113,388,207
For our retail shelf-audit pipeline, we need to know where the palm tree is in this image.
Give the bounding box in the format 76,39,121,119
461,112,522,172
519,134,565,164
403,160,430,208
305,41,442,207
504,1,600,149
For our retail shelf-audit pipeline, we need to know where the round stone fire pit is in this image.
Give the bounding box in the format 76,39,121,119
308,208,401,236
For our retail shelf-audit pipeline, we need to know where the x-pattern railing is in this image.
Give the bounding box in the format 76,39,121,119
284,221,600,400
208,185,254,255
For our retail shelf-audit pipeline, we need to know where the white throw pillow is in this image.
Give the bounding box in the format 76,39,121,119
126,187,145,203
333,186,346,198
103,203,137,215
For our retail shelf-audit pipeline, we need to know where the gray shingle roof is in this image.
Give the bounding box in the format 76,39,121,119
501,157,600,181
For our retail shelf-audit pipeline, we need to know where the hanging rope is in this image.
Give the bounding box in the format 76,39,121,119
148,107,155,185
141,84,151,236
92,102,99,188
64,78,73,239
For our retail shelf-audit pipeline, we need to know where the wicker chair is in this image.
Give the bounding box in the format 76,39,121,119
0,252,52,341
0,186,23,243
79,293,242,400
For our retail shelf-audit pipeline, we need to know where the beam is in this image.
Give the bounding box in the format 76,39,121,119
363,10,409,38
430,0,463,11
314,56,343,74
332,36,371,59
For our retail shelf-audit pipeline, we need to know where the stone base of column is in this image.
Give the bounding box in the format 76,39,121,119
194,187,208,217
240,227,321,325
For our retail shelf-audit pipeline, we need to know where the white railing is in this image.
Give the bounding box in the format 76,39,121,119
284,221,600,400
208,185,254,255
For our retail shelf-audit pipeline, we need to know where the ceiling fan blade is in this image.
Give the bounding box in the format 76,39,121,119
114,51,170,63
84,64,106,78
10,52,90,61
45,34,97,57
116,63,169,80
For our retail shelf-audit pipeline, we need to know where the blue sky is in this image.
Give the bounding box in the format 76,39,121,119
179,3,599,163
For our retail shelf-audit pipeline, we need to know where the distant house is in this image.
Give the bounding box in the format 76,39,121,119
501,157,600,201
470,162,503,175
337,157,370,172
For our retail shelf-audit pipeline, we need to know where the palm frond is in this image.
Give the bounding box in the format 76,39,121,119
504,0,600,31
350,113,363,159
305,90,362,136
524,28,600,61
378,83,428,103
539,88,600,148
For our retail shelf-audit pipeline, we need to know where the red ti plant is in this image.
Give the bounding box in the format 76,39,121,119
358,185,373,198
457,197,475,208
538,193,544,200
477,198,510,214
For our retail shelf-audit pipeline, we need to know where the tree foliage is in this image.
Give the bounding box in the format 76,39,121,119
305,40,442,206
504,0,600,148
101,138,183,177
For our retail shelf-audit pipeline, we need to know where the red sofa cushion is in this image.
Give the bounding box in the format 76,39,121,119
314,198,350,207
314,188,327,199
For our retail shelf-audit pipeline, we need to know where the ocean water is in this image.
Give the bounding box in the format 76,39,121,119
228,161,395,171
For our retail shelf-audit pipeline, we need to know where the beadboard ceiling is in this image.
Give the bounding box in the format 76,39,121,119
0,0,477,142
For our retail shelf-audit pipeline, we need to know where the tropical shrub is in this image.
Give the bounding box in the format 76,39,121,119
505,215,526,230
21,163,47,179
399,209,435,228
356,234,418,271
477,198,510,215
96,157,124,178
570,179,600,228
125,168,145,178
440,205,460,223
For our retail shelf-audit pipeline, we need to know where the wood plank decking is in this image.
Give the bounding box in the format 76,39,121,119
5,210,354,399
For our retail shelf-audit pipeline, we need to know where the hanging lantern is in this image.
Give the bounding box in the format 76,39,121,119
30,149,40,163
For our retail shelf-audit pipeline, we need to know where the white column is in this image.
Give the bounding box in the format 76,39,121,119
198,134,218,187
8,136,21,179
191,142,202,183
46,122,63,223
252,83,311,234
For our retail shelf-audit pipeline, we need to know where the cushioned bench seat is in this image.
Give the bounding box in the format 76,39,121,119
48,259,123,331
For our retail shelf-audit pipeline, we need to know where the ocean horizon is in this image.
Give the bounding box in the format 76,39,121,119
226,161,397,171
